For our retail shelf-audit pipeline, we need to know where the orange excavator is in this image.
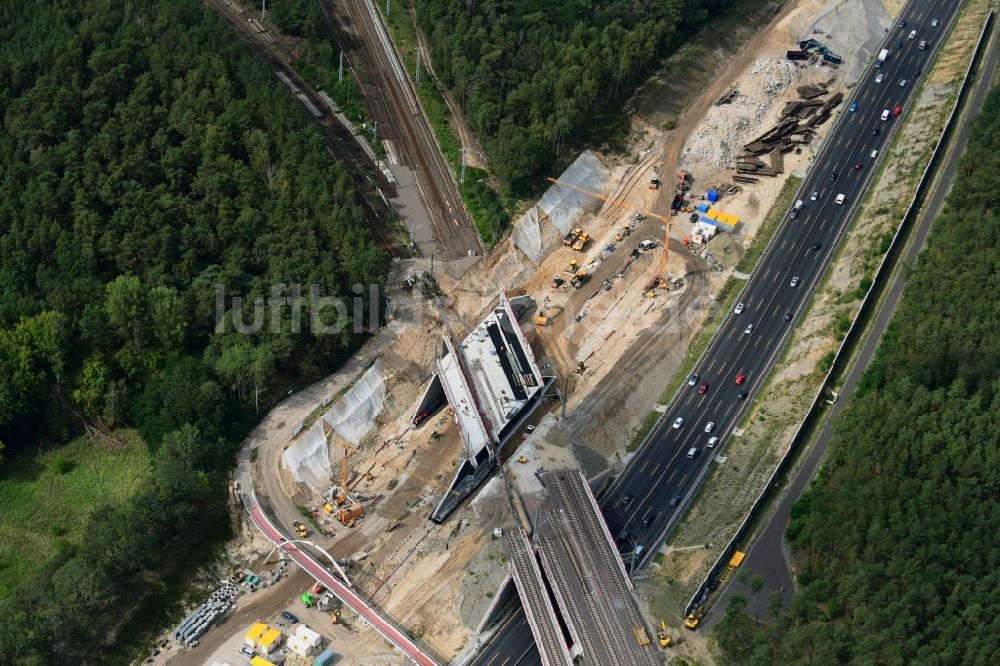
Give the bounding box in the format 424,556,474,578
545,177,673,292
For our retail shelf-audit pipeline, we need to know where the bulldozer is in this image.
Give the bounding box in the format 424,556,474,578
534,311,550,327
565,259,580,275
571,271,590,288
658,620,671,648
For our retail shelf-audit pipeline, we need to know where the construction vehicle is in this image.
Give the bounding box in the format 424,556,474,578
301,592,315,608
570,271,590,288
571,231,591,251
292,520,308,538
649,168,661,190
563,227,582,245
330,609,341,625
547,176,673,293
684,608,704,630
615,224,632,242
633,626,651,647
534,311,550,326
322,502,335,514
336,504,364,525
311,582,325,594
323,423,366,523
658,620,671,647
518,456,528,463
565,259,580,275
552,275,565,287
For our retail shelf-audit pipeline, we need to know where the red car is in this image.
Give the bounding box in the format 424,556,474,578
735,372,746,385
893,105,902,116
698,382,710,394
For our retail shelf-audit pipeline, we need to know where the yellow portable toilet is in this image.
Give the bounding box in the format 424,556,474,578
244,623,268,648
251,657,277,666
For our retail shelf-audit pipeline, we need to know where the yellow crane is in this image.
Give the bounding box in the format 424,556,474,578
545,176,674,290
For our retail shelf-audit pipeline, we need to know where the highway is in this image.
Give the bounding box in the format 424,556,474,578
469,1,960,663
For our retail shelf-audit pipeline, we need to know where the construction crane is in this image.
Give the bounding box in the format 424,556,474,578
545,177,674,290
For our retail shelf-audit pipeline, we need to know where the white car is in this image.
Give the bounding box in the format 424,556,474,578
744,323,754,335
871,149,879,158
704,422,715,434
707,436,719,448
734,302,745,315
672,417,684,429
835,193,846,205
932,19,940,27
908,29,917,39
900,79,908,87
875,73,884,83
810,191,818,201
790,276,800,288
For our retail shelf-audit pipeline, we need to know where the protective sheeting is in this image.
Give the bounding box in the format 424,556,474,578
511,150,609,263
282,361,387,490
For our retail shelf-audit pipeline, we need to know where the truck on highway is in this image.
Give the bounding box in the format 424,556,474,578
875,48,889,68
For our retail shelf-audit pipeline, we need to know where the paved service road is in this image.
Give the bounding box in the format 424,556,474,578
469,0,960,662
704,9,1000,628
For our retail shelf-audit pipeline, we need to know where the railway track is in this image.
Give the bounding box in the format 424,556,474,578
317,0,482,257
206,0,402,253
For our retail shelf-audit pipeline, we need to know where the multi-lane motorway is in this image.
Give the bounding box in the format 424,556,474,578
470,1,960,663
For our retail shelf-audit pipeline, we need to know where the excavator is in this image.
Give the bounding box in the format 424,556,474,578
658,620,671,647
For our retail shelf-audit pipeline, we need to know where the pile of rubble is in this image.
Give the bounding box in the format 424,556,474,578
733,82,843,183
681,58,799,171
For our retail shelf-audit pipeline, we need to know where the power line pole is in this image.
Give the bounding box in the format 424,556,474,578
460,148,467,184
415,47,424,85
339,51,344,85
386,0,391,13
261,0,266,21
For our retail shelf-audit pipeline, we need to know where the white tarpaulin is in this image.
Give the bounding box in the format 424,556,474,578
511,150,609,263
282,360,387,490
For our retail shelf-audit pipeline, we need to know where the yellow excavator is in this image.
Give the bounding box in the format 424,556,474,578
658,620,670,647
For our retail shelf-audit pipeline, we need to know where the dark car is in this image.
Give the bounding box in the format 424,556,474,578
642,512,658,527
873,127,881,136
810,243,822,251
829,172,838,182
899,20,907,28
895,41,903,49
854,163,862,171
669,495,681,508
698,382,710,395
784,311,793,321
281,611,299,624
737,391,747,401
621,494,634,506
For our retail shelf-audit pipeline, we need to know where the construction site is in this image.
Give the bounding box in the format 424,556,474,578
149,0,949,664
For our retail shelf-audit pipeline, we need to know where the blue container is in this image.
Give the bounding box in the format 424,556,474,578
697,203,710,213
707,190,719,203
313,648,336,666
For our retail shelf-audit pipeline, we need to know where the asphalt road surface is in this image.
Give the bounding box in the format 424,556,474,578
704,7,1000,629
469,1,960,663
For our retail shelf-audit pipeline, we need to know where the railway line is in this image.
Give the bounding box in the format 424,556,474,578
317,0,482,257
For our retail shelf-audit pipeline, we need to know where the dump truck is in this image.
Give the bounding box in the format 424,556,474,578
875,48,889,68
649,175,660,190
633,626,651,647
571,231,590,251
570,271,590,288
563,227,582,246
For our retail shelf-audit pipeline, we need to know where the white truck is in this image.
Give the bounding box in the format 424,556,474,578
875,48,889,68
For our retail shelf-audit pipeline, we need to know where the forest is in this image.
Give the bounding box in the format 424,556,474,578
0,0,387,661
415,0,740,195
716,85,1000,664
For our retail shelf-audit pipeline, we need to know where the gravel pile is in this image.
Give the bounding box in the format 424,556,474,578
681,58,800,170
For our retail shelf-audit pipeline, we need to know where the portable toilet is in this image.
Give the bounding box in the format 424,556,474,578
245,623,268,648
295,625,322,648
313,648,336,666
697,202,710,213
706,209,719,221
707,189,719,203
258,628,282,655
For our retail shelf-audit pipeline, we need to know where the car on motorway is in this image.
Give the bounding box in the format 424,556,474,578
735,372,746,385
281,611,299,624
790,276,800,287
784,310,793,321
810,191,818,201
908,29,917,39
704,422,715,433
854,162,863,171
898,20,907,28
672,417,684,429
734,302,745,315
642,512,658,527
835,193,846,205
669,495,681,507
873,126,881,136
687,373,700,386
737,391,747,400
707,436,718,448
849,102,857,112
875,73,884,83
698,382,710,394
900,79,908,87
686,447,699,459
894,41,903,49
871,149,879,158
744,323,754,335
621,494,634,505
810,242,822,251
894,105,902,116
932,18,940,27
881,109,890,121
830,172,838,182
